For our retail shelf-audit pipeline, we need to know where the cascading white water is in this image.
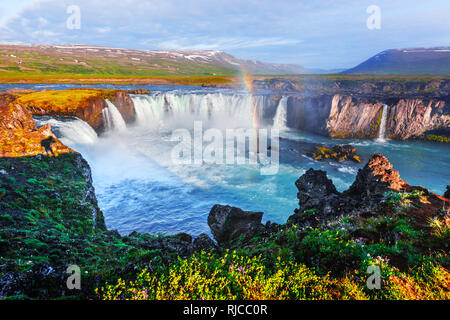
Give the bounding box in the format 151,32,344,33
34,116,98,146
130,93,268,130
102,107,112,130
378,104,389,141
272,97,288,130
104,99,127,132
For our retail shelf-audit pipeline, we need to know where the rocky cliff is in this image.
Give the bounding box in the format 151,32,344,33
12,89,136,133
274,79,450,140
387,99,449,140
0,102,73,157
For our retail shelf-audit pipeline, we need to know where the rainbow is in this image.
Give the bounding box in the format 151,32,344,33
241,68,260,153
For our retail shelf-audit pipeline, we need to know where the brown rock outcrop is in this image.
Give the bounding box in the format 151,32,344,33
345,153,409,197
0,103,73,157
289,154,410,227
0,103,37,131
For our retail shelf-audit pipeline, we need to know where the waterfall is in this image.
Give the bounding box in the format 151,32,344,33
34,116,98,146
104,99,127,132
130,93,268,130
272,97,288,130
378,104,388,141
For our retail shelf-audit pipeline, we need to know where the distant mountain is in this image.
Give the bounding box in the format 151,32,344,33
308,68,347,74
240,59,309,75
0,43,308,76
343,47,450,75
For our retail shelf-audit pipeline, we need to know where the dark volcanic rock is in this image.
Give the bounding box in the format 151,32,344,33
0,263,66,298
207,205,264,245
444,185,450,199
295,168,340,213
333,144,357,155
289,154,410,227
193,233,217,252
124,231,194,257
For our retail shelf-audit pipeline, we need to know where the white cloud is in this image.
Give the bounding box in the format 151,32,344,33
95,27,111,34
0,0,448,69
154,37,302,50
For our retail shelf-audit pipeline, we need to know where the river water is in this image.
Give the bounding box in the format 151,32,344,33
3,83,449,236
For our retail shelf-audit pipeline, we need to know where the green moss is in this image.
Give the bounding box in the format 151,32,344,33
424,134,450,143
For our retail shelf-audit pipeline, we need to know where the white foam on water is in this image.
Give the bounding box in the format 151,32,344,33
34,116,98,146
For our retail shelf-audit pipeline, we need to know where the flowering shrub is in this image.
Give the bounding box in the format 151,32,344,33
96,250,448,300
96,251,369,300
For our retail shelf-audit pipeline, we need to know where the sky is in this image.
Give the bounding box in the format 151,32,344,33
0,0,449,69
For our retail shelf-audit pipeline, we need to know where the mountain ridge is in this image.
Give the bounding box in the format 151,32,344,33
343,47,450,75
0,43,308,76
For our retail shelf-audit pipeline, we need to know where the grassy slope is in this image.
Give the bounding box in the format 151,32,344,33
15,89,118,112
0,47,238,85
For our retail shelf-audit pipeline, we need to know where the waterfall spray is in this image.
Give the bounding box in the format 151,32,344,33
34,116,98,146
273,97,288,130
378,104,388,141
104,100,127,132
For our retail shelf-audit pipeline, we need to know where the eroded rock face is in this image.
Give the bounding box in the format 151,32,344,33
0,104,73,157
388,99,449,140
285,92,449,141
0,103,36,131
207,205,263,245
73,96,107,131
112,91,135,124
289,154,410,227
327,95,383,138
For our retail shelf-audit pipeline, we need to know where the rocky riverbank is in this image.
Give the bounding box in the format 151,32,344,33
1,148,448,299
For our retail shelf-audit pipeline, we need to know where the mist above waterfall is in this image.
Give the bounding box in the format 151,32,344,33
377,104,389,141
104,99,127,132
130,92,280,131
